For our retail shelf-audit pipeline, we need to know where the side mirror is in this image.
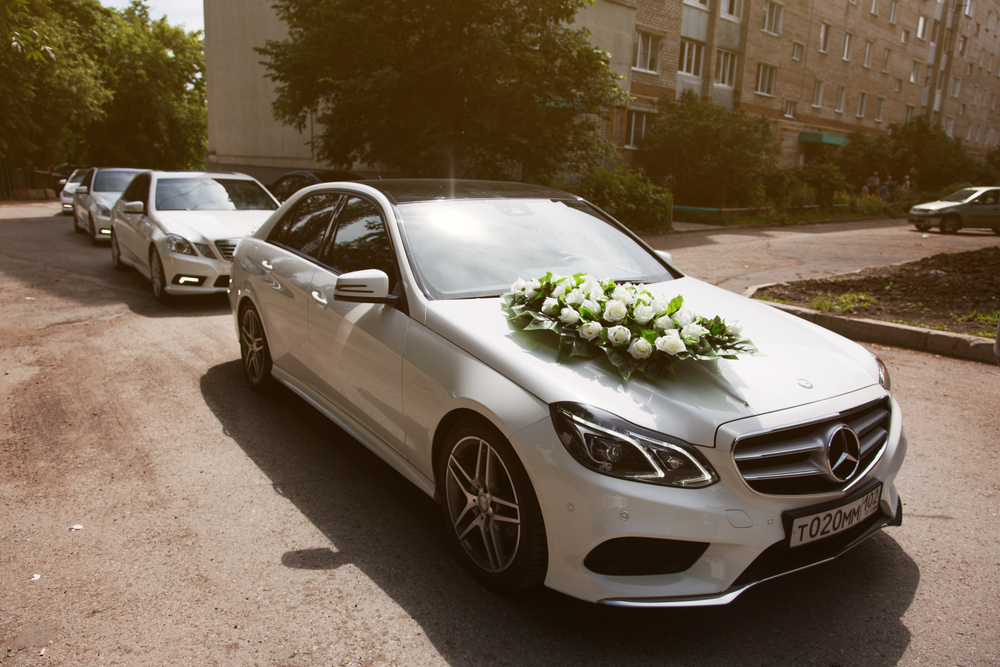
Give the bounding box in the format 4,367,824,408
59,179,67,186
656,249,674,265
334,269,394,304
75,185,89,195
123,200,145,214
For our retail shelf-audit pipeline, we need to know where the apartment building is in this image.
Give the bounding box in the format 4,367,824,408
204,0,1000,178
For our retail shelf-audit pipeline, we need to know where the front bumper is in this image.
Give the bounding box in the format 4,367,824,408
92,212,113,240
511,385,906,606
160,249,233,296
908,212,943,224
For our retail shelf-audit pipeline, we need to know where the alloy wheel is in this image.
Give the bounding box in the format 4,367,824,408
150,249,169,302
239,306,272,390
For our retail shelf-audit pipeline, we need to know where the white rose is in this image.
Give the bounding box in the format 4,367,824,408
654,314,677,330
510,278,527,294
607,325,631,346
603,300,628,323
633,304,655,325
541,297,559,316
655,331,687,356
523,279,542,298
727,320,743,336
651,297,671,316
559,306,581,326
613,284,637,305
628,337,653,360
681,323,707,339
580,275,602,298
673,307,697,327
579,321,603,340
565,288,584,306
550,276,569,299
581,299,600,316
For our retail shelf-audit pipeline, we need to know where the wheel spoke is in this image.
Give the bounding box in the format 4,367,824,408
447,454,478,497
480,519,501,571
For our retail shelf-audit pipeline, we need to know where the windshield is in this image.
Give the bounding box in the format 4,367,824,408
155,177,278,211
68,170,85,185
941,189,978,202
93,169,141,193
396,198,674,299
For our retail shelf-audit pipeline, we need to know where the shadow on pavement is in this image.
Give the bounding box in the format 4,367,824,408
200,359,919,667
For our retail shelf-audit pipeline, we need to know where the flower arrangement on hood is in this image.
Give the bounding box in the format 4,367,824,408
501,272,757,382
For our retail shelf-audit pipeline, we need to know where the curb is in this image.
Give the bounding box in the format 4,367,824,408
743,286,997,365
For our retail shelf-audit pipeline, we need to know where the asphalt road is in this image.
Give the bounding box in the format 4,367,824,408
2,203,998,666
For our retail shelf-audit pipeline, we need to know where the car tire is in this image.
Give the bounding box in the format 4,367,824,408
110,229,126,271
149,248,172,303
914,223,931,232
438,420,547,592
940,215,961,234
238,303,274,392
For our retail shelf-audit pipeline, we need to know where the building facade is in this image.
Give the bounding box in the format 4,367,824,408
204,0,1000,179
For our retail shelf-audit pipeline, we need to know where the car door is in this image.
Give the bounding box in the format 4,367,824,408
307,195,408,454
74,169,94,221
249,192,342,382
116,173,152,267
967,188,1000,228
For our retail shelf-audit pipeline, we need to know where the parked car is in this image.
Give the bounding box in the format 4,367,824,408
908,187,1000,234
73,168,143,243
229,179,906,606
267,169,362,203
58,168,87,215
110,171,278,302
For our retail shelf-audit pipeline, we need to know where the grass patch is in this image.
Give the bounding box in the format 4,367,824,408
752,292,790,304
809,292,879,313
954,310,1000,325
888,319,954,332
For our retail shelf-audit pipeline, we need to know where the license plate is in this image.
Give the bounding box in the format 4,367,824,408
789,486,882,547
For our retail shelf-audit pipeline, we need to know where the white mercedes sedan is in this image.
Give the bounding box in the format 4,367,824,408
110,171,278,302
73,167,142,243
229,180,906,606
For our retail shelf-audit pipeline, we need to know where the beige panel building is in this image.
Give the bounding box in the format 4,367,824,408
204,0,1000,179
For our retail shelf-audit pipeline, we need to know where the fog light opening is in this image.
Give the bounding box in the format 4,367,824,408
172,275,206,286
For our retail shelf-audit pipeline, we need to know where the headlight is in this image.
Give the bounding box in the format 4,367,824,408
869,351,891,392
96,204,111,217
551,403,718,488
165,234,197,256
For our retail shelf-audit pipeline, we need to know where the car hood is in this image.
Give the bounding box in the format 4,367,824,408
152,210,273,241
424,277,880,447
912,200,965,211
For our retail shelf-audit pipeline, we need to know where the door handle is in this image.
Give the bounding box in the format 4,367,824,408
311,290,328,307
260,258,273,271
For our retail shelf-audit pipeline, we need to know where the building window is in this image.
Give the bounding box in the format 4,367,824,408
716,50,737,86
953,77,962,97
792,42,803,60
763,1,783,35
889,0,897,24
901,29,909,44
835,86,846,112
784,100,796,118
843,34,853,61
895,78,903,92
871,0,878,15
755,62,777,95
959,36,967,57
633,32,660,72
945,116,955,136
721,0,743,19
961,103,967,115
812,80,824,107
992,92,997,110
966,124,973,141
966,0,975,18
967,62,974,75
864,41,873,68
819,23,830,52
883,48,891,72
917,16,927,40
911,60,921,83
905,104,915,122
856,92,867,118
679,40,704,76
625,110,652,148
875,97,885,121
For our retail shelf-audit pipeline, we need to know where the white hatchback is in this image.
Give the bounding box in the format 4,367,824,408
229,180,906,606
110,171,278,301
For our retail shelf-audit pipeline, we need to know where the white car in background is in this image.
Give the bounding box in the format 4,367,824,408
73,167,143,243
110,171,278,302
58,168,86,215
229,179,907,606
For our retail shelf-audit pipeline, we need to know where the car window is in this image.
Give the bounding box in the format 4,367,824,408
267,193,342,259
155,177,277,211
93,169,141,193
981,190,998,205
320,196,396,289
941,188,978,202
124,174,150,205
68,170,85,185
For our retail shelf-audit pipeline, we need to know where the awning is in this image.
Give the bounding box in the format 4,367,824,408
798,132,848,146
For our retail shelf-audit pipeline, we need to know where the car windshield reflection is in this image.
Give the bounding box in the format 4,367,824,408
156,177,278,211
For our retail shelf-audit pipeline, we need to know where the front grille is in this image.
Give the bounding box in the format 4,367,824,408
733,397,891,496
584,537,708,576
215,239,239,261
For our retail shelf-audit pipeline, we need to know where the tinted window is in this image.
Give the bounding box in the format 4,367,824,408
155,177,278,211
124,174,150,205
321,197,395,287
93,169,141,193
979,190,998,205
267,193,341,258
942,188,978,202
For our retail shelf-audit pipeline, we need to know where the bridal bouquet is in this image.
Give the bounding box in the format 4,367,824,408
501,272,757,381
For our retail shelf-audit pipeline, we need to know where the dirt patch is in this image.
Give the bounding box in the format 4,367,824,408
754,246,1000,338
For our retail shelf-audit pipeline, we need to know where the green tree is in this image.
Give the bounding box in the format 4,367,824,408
2,0,53,61
257,0,626,182
638,90,777,207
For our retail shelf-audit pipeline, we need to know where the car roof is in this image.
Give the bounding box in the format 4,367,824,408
150,171,259,180
351,179,578,205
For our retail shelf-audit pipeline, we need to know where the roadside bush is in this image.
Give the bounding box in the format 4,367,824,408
559,166,673,233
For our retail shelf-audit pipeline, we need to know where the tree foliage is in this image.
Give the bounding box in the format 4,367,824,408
0,0,205,169
257,0,627,182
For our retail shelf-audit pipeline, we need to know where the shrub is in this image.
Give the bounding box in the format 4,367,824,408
559,166,673,233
